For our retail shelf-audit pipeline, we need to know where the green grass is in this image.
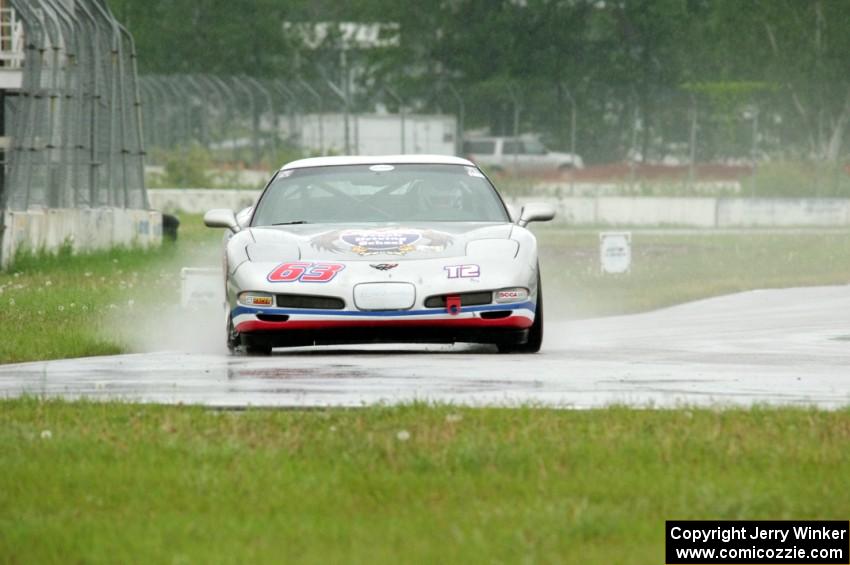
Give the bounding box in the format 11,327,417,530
537,228,850,318
0,215,218,364
2,225,848,562
2,222,849,363
1,400,848,564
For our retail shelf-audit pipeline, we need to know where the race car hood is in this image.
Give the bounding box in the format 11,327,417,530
246,222,513,262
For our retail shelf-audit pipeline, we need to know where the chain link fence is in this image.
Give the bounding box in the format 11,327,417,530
138,73,799,168
3,0,146,212
138,74,466,171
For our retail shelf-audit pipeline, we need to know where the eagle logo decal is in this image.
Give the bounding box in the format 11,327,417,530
310,228,453,256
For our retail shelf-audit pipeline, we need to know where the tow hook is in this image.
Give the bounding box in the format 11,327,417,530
446,295,461,315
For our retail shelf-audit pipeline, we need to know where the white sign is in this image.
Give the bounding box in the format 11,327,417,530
599,232,632,274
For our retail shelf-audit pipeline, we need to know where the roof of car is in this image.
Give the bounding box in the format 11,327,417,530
280,154,475,170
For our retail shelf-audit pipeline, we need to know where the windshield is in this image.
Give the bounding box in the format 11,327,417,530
251,163,510,226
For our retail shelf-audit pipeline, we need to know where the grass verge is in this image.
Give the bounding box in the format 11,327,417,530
537,228,850,318
0,214,218,364
1,400,848,564
1,224,848,363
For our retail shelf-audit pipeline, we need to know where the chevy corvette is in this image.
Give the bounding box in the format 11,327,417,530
204,155,554,354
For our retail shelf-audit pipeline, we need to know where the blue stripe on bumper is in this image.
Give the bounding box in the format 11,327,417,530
231,301,536,318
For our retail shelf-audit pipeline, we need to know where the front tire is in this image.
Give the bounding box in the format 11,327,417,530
227,314,272,355
498,277,543,354
244,342,273,356
226,314,239,354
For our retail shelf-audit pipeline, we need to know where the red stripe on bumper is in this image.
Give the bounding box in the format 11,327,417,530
235,315,533,333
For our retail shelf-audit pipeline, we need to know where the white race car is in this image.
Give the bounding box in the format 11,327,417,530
204,155,554,354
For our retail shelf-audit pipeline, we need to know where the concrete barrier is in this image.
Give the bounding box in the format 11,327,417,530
0,208,163,268
717,198,850,227
597,197,717,227
507,196,850,227
148,189,850,229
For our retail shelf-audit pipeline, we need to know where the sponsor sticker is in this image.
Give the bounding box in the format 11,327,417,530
370,164,395,172
465,166,485,178
495,288,528,303
444,264,480,279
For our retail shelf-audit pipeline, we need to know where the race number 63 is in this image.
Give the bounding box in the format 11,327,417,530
268,262,345,283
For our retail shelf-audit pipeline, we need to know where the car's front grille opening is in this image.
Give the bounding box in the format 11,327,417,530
256,314,290,323
276,294,346,309
424,291,493,308
480,310,512,320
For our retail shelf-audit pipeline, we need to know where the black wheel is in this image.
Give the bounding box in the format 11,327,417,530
226,314,272,355
244,343,273,356
226,314,239,354
498,276,543,354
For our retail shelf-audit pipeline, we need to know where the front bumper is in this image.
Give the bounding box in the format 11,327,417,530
231,301,536,347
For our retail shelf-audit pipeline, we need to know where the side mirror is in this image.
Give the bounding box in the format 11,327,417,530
204,209,239,232
517,202,555,227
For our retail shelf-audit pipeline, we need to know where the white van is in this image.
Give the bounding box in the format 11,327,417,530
463,136,584,175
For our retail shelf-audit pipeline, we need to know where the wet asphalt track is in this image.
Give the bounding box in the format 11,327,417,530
1,286,848,409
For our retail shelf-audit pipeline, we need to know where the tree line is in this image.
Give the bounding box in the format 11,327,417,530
107,0,850,164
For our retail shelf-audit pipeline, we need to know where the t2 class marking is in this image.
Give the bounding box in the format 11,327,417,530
444,264,480,279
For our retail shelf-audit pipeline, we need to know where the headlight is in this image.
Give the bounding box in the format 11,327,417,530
238,291,274,307
494,288,529,304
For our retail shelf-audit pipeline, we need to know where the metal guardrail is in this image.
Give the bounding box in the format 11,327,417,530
2,0,146,211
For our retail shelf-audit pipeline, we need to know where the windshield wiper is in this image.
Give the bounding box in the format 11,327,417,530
272,220,309,225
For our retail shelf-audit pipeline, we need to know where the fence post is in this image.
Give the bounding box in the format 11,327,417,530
117,19,147,208
45,0,80,207
184,75,210,148
442,81,464,156
298,78,323,155
383,86,405,154
231,77,260,167
245,76,277,164
75,0,102,206
209,76,239,164
322,66,351,154
195,75,229,154
561,82,578,192
688,93,697,186
271,80,301,152
89,0,122,207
